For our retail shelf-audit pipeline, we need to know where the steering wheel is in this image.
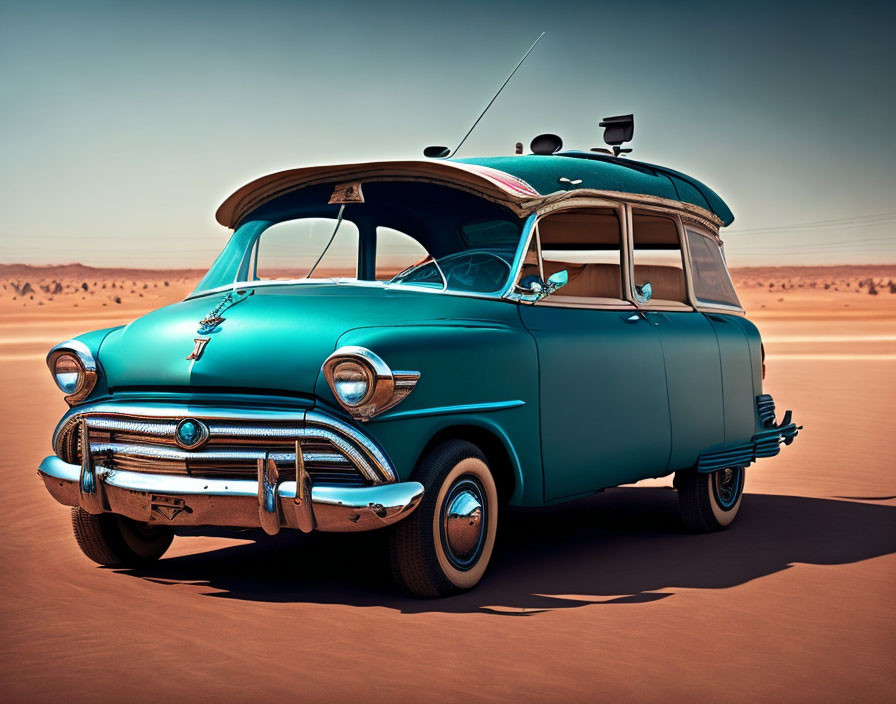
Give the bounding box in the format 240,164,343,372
439,251,512,292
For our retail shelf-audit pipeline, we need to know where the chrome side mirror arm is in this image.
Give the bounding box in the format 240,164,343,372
514,269,568,303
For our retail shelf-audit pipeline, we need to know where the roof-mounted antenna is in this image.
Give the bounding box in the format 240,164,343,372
598,114,634,157
424,32,546,159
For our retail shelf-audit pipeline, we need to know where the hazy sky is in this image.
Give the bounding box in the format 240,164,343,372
1,0,894,267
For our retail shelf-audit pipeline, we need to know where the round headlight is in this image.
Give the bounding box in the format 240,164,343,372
52,352,83,394
47,341,98,405
332,360,372,406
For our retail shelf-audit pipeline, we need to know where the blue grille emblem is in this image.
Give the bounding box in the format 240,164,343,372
175,418,209,450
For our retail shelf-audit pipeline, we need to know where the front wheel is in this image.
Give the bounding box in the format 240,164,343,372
389,440,498,597
71,508,174,566
675,466,745,532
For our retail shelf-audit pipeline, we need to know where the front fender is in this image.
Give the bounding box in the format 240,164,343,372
317,321,543,505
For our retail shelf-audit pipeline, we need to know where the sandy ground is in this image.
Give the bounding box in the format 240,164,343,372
0,264,894,703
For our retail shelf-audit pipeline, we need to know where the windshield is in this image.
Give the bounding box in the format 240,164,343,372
193,181,525,297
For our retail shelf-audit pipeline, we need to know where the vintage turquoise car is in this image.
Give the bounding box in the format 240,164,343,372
39,151,799,597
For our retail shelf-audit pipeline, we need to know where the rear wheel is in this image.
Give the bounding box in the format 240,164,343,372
71,508,174,566
389,440,498,597
675,466,745,532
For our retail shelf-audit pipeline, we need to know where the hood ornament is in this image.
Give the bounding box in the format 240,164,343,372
197,288,253,335
187,288,253,361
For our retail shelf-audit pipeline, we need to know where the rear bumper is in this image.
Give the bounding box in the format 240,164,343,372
39,455,423,533
697,394,801,473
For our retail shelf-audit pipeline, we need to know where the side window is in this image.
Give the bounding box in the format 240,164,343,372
375,227,431,281
686,228,741,307
255,218,359,280
528,208,625,302
631,213,688,305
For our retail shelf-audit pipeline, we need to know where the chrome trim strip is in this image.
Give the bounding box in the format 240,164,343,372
57,402,308,425
306,410,395,480
86,417,178,434
90,443,349,466
376,399,526,422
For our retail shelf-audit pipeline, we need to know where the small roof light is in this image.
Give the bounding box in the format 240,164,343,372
423,146,451,159
530,133,563,155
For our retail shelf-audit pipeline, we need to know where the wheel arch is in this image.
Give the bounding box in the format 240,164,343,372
415,423,522,506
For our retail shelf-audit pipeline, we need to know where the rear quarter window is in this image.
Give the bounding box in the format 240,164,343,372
686,228,741,307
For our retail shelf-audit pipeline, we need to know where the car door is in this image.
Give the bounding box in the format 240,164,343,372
629,210,725,470
517,206,671,501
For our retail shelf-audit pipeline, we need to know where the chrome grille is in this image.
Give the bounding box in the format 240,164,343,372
61,411,392,487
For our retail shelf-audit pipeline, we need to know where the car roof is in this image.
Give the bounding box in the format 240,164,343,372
453,153,734,226
216,154,732,229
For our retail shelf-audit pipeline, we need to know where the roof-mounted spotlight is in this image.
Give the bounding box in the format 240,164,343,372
530,133,563,155
599,114,634,156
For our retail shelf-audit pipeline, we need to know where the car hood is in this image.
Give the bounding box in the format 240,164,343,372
98,284,509,396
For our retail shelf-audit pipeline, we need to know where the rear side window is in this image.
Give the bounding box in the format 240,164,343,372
686,229,741,307
631,213,688,305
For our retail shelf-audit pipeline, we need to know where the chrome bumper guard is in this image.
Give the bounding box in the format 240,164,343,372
39,455,424,534
696,394,802,473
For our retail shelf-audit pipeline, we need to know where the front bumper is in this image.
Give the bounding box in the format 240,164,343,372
39,455,423,533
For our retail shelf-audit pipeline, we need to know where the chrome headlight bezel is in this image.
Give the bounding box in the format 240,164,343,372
322,346,420,421
46,340,98,405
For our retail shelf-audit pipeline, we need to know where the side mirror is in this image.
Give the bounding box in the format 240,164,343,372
544,270,568,295
516,270,568,302
634,281,652,304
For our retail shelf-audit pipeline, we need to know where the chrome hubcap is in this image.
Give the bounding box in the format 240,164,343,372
713,466,743,509
440,477,486,570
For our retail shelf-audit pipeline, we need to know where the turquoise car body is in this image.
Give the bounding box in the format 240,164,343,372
40,153,799,528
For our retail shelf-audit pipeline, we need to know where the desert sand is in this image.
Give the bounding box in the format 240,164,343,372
0,263,893,703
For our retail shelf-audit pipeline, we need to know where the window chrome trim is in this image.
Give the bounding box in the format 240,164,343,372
506,201,632,310
184,276,522,305
680,220,745,314
188,215,537,305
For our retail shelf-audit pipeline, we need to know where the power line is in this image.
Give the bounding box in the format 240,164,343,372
727,210,896,235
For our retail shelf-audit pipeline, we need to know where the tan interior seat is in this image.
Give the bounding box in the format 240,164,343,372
633,264,687,303
521,260,622,299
